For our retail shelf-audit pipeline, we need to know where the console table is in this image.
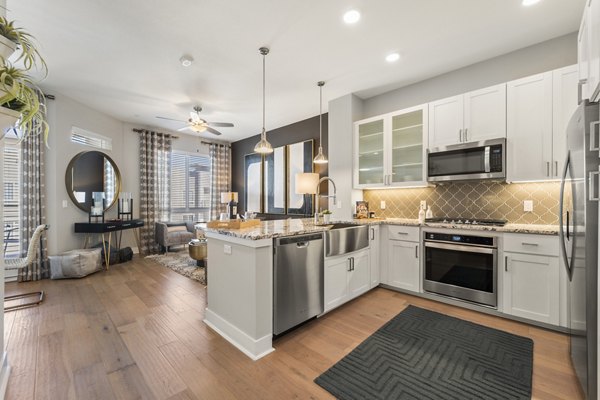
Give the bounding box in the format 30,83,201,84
74,219,144,268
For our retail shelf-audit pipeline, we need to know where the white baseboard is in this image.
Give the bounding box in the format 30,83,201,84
204,309,274,361
0,352,11,400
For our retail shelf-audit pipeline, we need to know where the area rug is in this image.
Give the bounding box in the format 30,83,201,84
315,306,533,400
146,252,206,285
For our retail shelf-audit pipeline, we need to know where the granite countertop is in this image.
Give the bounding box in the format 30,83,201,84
204,217,559,240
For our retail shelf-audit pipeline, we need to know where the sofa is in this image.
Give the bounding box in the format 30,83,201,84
155,221,195,253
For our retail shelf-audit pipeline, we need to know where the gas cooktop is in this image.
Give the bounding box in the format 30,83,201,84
424,217,507,227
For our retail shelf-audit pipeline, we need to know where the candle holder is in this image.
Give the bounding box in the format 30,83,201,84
89,194,106,223
118,192,133,220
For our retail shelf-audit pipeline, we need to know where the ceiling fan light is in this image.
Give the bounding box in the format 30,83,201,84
254,135,273,154
190,124,207,133
313,147,328,164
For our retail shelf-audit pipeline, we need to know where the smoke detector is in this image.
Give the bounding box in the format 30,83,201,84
179,55,194,67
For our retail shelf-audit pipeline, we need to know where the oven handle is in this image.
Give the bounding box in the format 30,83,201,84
424,241,496,255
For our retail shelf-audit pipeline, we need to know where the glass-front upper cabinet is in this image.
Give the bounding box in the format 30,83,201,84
390,105,427,185
353,104,428,189
354,116,386,187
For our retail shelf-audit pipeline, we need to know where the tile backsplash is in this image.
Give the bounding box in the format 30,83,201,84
363,181,560,225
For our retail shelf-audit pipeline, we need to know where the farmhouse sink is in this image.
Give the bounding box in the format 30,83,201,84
325,223,369,257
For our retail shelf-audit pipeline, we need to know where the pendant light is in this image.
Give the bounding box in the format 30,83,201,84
313,81,328,164
254,47,274,154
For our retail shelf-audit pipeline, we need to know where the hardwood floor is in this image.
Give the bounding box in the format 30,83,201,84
4,255,583,400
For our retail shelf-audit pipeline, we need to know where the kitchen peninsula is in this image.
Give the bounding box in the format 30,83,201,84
204,217,560,360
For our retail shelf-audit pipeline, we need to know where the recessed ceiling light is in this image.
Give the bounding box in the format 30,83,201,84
343,9,361,24
386,52,401,63
522,0,541,6
179,55,194,67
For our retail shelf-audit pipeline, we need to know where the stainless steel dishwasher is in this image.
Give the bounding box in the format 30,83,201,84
273,233,324,335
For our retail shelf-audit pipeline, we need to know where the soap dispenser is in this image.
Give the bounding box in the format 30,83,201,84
418,207,425,224
426,206,433,219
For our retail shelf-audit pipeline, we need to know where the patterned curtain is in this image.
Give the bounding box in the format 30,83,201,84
19,124,49,281
138,130,172,254
209,143,231,220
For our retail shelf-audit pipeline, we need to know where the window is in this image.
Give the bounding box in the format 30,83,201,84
71,126,112,150
3,130,21,258
170,151,211,222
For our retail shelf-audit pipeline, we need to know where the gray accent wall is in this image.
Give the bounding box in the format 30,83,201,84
231,114,328,214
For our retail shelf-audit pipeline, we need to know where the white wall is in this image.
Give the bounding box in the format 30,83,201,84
362,33,577,118
328,33,578,218
45,93,128,254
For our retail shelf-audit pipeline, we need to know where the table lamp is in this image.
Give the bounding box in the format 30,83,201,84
295,173,319,216
221,192,239,219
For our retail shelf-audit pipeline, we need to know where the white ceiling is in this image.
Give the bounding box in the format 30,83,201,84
8,0,585,142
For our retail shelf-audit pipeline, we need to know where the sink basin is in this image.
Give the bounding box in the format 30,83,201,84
325,224,369,257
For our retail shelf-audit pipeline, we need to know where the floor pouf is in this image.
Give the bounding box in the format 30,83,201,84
49,248,103,279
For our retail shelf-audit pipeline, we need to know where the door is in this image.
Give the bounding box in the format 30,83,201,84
324,256,350,311
348,251,370,298
553,65,579,178
355,117,386,188
387,240,420,292
506,72,553,182
503,253,559,325
464,84,506,143
389,105,427,185
428,95,464,148
369,226,380,288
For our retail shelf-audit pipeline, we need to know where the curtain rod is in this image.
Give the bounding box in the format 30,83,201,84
132,128,179,139
201,140,231,148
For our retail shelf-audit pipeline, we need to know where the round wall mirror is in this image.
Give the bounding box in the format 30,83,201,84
65,151,121,212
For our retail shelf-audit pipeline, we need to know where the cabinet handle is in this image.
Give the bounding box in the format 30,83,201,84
464,128,468,142
555,161,558,177
348,258,352,271
459,129,463,143
351,257,355,271
521,242,539,246
546,161,550,177
415,245,418,258
578,80,587,105
370,228,375,241
590,121,600,151
505,255,508,272
396,231,409,235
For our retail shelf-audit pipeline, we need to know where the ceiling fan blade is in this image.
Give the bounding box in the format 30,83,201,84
156,116,186,123
177,126,192,132
206,127,222,136
208,122,234,128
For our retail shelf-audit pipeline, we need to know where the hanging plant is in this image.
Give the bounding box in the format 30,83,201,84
0,16,47,75
0,64,48,144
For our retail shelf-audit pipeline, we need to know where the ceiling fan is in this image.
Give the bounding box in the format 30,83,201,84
156,106,234,136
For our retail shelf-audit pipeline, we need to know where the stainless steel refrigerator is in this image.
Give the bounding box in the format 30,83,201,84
560,100,599,400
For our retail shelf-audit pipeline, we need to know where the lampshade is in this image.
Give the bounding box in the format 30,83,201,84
220,192,239,203
253,47,274,154
313,147,328,164
253,133,273,154
295,173,319,194
190,124,208,133
313,81,328,164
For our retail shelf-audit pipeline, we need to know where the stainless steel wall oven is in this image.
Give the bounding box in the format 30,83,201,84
423,232,498,308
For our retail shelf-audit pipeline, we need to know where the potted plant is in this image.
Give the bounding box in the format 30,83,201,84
322,209,333,224
0,63,48,143
0,16,47,74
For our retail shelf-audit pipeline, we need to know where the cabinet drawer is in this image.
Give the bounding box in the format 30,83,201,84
503,233,558,256
386,225,419,242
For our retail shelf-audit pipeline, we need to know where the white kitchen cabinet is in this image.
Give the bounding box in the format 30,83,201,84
429,84,506,148
354,116,386,187
324,248,370,313
553,65,579,178
387,239,420,293
354,105,428,189
578,0,600,102
506,72,554,182
502,233,561,326
369,225,380,288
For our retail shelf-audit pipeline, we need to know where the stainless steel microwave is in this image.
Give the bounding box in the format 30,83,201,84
427,138,506,182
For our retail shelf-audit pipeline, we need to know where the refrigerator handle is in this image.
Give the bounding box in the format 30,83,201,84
559,152,573,280
590,121,600,152
589,169,600,201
